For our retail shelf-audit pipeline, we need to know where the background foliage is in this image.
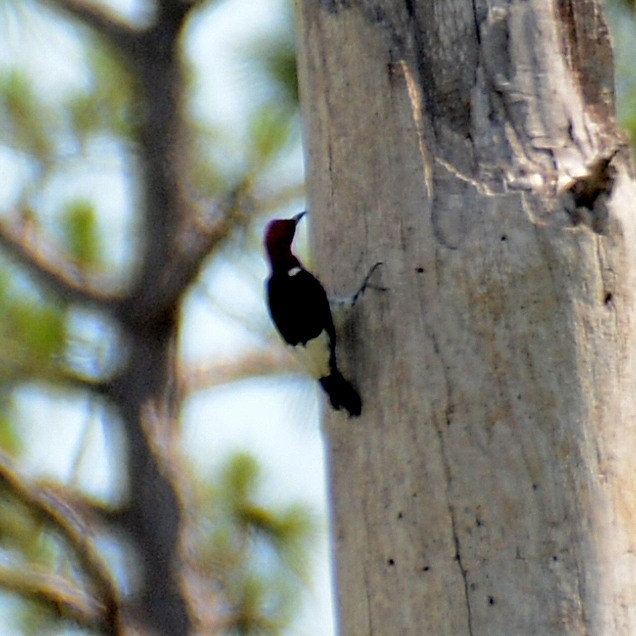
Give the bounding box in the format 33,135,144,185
0,0,323,633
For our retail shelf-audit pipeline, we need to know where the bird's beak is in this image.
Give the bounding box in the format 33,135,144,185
293,211,306,224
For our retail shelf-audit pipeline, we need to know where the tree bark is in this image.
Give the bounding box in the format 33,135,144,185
296,1,636,634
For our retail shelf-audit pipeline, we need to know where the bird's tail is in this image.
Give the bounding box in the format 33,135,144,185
320,371,362,417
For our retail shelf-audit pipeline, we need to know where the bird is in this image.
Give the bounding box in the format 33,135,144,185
264,211,363,417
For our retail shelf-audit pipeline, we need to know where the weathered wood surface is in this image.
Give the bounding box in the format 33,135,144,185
296,1,636,633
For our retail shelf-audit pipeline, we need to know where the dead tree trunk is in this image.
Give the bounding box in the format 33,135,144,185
296,1,636,633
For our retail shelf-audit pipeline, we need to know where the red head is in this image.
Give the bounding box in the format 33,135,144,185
264,211,305,270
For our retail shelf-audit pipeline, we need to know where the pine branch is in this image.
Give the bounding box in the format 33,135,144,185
39,0,139,55
115,192,244,328
162,193,245,300
0,454,121,630
0,566,108,628
182,346,301,394
0,221,116,308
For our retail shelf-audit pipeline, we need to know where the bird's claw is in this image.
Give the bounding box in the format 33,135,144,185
351,261,387,305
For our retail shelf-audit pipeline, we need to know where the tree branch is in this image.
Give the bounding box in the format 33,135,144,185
0,454,121,630
182,346,301,394
0,221,116,308
163,193,245,300
39,0,139,55
115,191,244,328
0,566,108,629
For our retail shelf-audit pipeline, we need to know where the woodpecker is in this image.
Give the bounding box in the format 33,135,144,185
264,212,363,417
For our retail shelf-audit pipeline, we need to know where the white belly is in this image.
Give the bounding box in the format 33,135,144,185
290,329,331,379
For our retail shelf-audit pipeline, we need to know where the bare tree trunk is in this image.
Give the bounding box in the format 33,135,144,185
296,1,636,634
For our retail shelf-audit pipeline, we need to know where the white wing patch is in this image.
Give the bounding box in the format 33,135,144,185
290,329,331,379
288,266,302,276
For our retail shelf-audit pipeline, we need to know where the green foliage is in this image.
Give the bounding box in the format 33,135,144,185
248,105,295,170
606,0,636,148
0,484,86,636
189,121,228,196
221,454,316,570
0,273,66,382
0,497,53,564
66,43,138,144
0,0,313,632
194,453,316,632
621,91,636,146
222,452,261,502
260,38,298,107
0,393,21,456
0,70,54,162
243,3,298,112
61,199,102,268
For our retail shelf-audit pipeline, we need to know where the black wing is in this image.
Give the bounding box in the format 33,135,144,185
266,269,336,347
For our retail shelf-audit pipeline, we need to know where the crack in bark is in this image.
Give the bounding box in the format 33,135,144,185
448,498,474,636
363,563,375,635
430,333,475,636
435,420,475,636
470,0,483,46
